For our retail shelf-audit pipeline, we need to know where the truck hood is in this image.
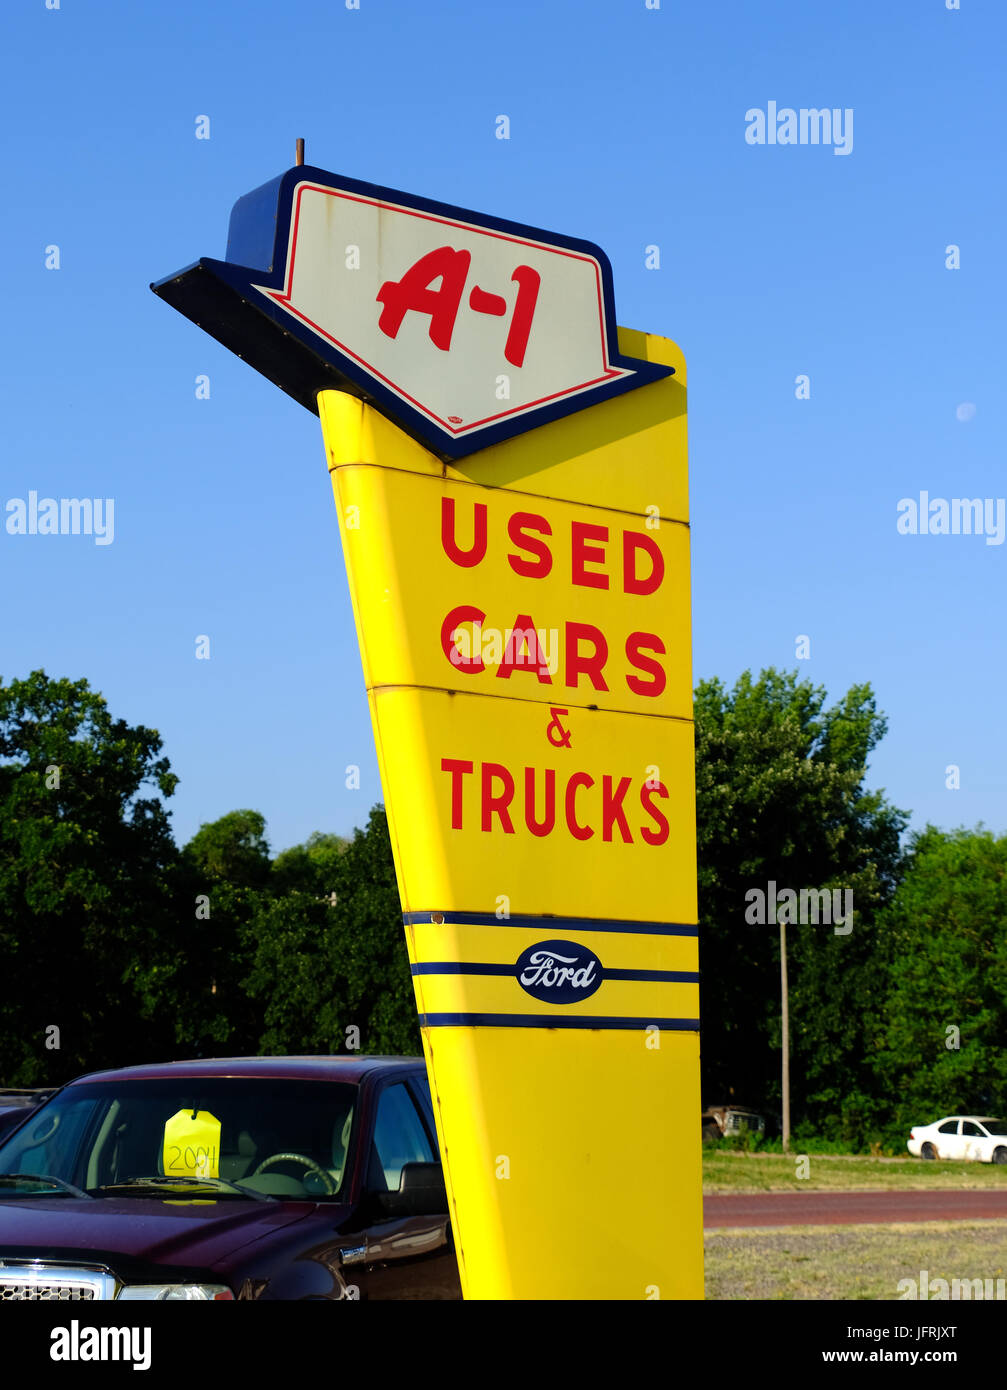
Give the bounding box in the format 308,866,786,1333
0,1195,325,1275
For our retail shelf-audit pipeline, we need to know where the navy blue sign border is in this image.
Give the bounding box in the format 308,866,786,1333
403,910,698,937
151,164,673,461
418,1014,700,1032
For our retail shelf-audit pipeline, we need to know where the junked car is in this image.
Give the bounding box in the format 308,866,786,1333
702,1105,766,1139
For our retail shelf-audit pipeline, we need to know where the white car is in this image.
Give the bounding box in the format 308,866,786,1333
907,1115,1007,1163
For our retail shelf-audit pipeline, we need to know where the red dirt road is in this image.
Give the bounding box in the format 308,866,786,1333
704,1189,1007,1228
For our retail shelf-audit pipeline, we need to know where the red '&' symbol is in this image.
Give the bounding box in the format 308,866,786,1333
546,707,572,749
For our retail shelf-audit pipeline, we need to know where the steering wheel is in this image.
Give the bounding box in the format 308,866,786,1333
251,1152,337,1195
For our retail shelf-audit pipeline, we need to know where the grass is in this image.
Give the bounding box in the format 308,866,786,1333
703,1150,1007,1192
705,1220,1007,1300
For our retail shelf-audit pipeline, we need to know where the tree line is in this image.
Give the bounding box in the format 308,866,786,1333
1,668,1003,1149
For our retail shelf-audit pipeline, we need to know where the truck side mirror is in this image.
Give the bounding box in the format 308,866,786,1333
388,1161,448,1216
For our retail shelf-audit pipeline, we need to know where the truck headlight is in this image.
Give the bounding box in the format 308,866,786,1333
118,1283,234,1300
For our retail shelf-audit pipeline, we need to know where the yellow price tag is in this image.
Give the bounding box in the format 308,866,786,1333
162,1109,221,1179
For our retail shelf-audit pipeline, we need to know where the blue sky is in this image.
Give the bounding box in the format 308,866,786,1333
1,0,1003,854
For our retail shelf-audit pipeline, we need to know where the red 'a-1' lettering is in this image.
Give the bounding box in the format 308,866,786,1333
377,250,541,366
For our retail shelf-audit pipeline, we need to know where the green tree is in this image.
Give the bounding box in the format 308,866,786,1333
271,830,348,897
129,811,284,1061
184,809,270,887
0,671,180,1083
127,871,267,1062
695,668,907,1139
241,806,417,1056
875,826,1007,1139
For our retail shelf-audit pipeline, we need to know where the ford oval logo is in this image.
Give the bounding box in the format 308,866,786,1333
515,939,603,1004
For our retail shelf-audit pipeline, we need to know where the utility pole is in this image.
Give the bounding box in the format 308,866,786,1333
780,918,790,1153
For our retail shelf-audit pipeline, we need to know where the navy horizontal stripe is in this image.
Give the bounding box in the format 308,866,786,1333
403,911,698,938
418,1013,701,1031
411,962,699,983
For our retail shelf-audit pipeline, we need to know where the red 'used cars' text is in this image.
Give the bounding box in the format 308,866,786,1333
439,498,668,697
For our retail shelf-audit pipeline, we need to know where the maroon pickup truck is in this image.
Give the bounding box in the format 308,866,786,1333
0,1055,462,1300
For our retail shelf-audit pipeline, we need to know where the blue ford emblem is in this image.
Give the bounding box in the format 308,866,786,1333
515,939,603,1004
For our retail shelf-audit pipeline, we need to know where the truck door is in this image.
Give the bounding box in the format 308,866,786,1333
349,1079,461,1300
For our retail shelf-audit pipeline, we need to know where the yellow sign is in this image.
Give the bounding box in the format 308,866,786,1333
162,1110,221,1180
337,464,692,720
371,686,696,923
320,327,702,1299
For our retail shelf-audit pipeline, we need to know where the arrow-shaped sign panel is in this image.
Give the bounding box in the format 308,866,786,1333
152,165,671,460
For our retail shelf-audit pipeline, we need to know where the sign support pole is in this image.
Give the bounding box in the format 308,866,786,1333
318,327,702,1299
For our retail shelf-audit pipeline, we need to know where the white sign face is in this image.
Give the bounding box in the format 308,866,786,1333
154,165,670,458
257,181,629,442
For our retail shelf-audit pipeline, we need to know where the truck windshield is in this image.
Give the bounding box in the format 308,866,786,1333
0,1078,356,1201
